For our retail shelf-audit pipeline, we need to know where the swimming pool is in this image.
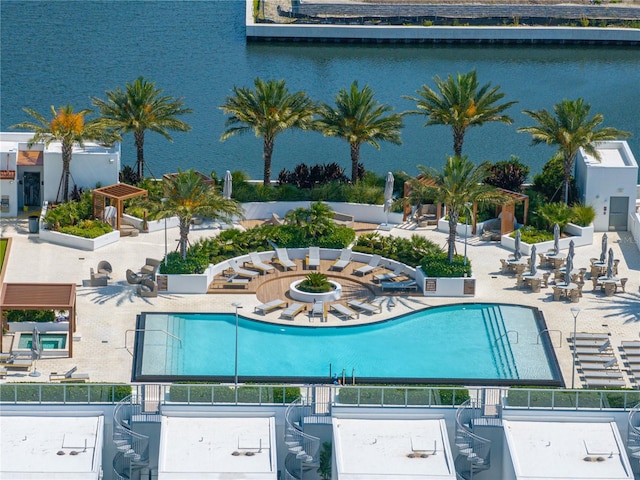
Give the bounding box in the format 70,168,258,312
132,304,562,386
17,333,67,350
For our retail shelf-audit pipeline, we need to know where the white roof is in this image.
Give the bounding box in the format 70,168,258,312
158,414,277,480
503,419,634,479
332,416,456,479
580,141,638,168
0,414,104,480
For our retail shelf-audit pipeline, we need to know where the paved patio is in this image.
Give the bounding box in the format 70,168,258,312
1,214,638,386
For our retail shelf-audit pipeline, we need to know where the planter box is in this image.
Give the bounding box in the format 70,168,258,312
39,227,120,251
123,214,180,233
416,267,476,297
437,218,473,238
501,223,594,255
160,264,217,294
8,320,69,333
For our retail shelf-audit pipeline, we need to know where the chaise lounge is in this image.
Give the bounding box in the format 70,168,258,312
254,299,288,315
49,366,90,382
353,254,381,276
329,249,352,272
281,303,306,320
347,300,381,315
380,280,418,292
306,247,320,270
273,248,297,271
330,303,359,320
228,259,260,279
246,252,275,275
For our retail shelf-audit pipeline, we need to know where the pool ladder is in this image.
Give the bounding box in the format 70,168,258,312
124,328,182,357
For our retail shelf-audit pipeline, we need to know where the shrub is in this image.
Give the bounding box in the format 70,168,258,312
298,272,333,293
571,203,596,227
536,202,574,230
5,309,56,322
58,220,112,239
485,156,530,192
532,155,577,203
512,225,554,244
421,254,471,278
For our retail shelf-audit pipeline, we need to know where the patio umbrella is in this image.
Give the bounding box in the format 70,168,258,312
383,171,394,226
514,229,522,261
223,170,232,200
29,327,41,377
600,233,608,263
553,223,560,255
568,239,575,259
530,244,537,276
607,247,614,279
564,252,573,286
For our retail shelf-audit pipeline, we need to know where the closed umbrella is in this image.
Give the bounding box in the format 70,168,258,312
530,244,537,277
607,247,614,279
29,327,41,377
382,171,394,227
564,252,573,286
568,239,575,260
553,223,560,255
223,170,232,200
600,233,608,263
514,229,522,261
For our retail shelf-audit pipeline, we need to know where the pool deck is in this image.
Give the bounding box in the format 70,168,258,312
1,215,638,387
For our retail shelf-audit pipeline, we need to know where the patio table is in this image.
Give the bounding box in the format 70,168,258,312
543,252,566,269
597,276,620,296
553,282,579,302
520,272,543,292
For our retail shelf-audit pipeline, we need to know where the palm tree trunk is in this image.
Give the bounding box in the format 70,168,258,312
179,220,190,260
563,153,573,205
447,209,459,263
61,141,73,202
263,135,274,186
134,130,145,180
453,128,464,158
350,142,360,184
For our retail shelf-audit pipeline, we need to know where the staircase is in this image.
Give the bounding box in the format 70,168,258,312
482,306,518,379
627,402,640,473
454,388,504,480
283,391,326,480
112,393,158,480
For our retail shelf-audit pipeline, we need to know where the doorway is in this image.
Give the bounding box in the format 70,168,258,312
23,172,41,207
608,196,628,231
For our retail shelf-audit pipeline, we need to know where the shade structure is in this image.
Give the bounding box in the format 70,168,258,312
607,247,614,279
530,245,537,276
553,223,560,255
564,252,573,285
514,229,522,261
601,233,608,263
223,170,232,200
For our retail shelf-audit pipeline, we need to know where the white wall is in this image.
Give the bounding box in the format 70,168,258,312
240,201,404,224
0,150,18,217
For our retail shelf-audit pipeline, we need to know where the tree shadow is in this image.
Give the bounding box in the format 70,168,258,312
615,231,640,271
589,291,640,324
77,282,180,307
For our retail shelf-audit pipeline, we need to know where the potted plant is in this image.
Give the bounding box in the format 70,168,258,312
298,272,334,294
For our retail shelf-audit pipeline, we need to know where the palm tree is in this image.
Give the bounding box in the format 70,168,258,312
285,201,335,238
316,81,403,184
220,78,316,186
91,77,192,180
11,105,111,202
412,156,506,263
405,70,516,157
518,98,630,205
150,169,242,259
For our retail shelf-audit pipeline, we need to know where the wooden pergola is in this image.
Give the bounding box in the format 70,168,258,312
0,283,77,357
403,177,529,235
92,183,148,231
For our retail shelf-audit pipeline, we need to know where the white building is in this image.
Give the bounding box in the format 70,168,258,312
0,132,121,217
575,141,638,232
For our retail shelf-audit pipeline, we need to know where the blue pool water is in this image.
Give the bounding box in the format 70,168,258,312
18,333,67,350
134,304,561,384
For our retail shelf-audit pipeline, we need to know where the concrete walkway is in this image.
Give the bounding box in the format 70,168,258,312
1,216,638,386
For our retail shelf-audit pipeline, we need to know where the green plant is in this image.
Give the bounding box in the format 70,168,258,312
571,203,596,226
298,272,333,293
421,253,472,278
580,16,590,27
58,220,113,239
485,155,530,192
536,202,574,230
318,442,332,480
5,309,56,322
512,225,554,244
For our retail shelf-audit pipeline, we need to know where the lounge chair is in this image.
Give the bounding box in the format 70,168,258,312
0,357,32,371
264,212,285,226
347,300,381,315
306,247,320,270
140,258,162,279
126,269,144,285
246,252,275,274
0,367,6,379
88,268,108,286
273,248,297,271
580,370,624,379
585,378,626,388
281,303,306,320
97,260,113,277
49,366,83,381
353,254,381,276
575,355,616,364
310,301,326,321
572,339,612,347
137,278,158,298
574,340,612,355
373,264,405,283
254,299,287,315
622,341,640,349
330,303,359,320
578,358,619,370
380,280,418,292
572,333,610,341
329,249,352,271
228,259,259,278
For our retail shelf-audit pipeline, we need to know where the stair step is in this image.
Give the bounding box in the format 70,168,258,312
459,448,473,455
296,450,309,459
285,441,300,447
456,443,470,449
113,439,129,446
289,446,303,453
117,444,132,452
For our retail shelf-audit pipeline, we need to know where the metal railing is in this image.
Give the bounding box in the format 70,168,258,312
455,399,492,476
112,394,150,479
285,398,320,463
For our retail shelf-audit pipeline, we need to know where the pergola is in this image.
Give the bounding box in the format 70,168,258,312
92,183,148,231
0,283,77,357
403,177,529,235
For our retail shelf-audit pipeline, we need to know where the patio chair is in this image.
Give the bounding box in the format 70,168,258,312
330,303,359,320
49,366,78,381
585,378,626,389
273,248,297,271
0,367,6,379
306,247,320,270
347,300,381,315
88,268,108,286
264,212,285,226
329,249,352,271
618,278,628,293
246,252,275,274
254,299,287,315
578,358,619,370
281,303,306,320
573,333,610,341
380,280,418,292
97,260,113,277
0,356,32,370
373,264,405,283
228,258,259,278
126,269,144,285
574,339,612,355
353,254,381,276
140,258,162,279
137,278,158,298
310,301,326,322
